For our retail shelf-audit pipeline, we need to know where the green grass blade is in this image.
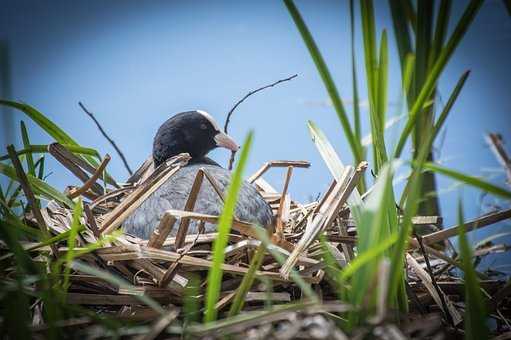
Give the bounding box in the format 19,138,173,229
26,227,83,252
361,0,388,172
457,199,489,340
0,162,74,208
431,0,453,65
423,162,511,200
284,0,363,163
63,198,83,291
431,70,470,142
350,0,366,192
36,155,45,179
398,70,469,208
0,100,76,145
393,0,484,158
388,0,413,73
355,163,395,254
2,214,43,239
414,0,434,97
361,0,377,108
388,166,421,310
228,243,266,317
319,234,344,298
388,128,439,311
0,220,40,276
307,120,363,221
349,0,362,142
402,0,417,32
411,0,434,159
377,30,389,127
402,54,415,95
0,213,38,339
0,100,116,186
204,131,253,323
0,144,100,161
307,121,346,177
20,121,35,177
341,233,398,282
183,274,201,326
348,162,402,321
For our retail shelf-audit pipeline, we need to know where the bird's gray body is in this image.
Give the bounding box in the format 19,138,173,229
123,164,273,239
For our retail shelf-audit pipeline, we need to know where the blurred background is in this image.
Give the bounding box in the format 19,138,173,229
1,0,510,272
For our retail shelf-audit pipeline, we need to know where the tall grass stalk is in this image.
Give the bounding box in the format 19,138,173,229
0,100,116,186
457,199,489,340
204,131,253,323
228,243,267,317
283,0,364,166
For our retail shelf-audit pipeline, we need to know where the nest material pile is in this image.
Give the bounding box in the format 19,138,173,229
4,142,511,339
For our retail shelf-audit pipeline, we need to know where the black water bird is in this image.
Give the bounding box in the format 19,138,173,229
124,110,273,239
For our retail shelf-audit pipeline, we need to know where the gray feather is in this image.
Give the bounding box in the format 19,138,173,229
123,164,273,239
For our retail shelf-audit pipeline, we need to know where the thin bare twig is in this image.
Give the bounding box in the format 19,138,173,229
224,74,298,170
223,74,298,134
78,102,133,175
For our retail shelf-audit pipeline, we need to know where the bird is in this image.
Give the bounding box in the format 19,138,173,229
123,110,274,239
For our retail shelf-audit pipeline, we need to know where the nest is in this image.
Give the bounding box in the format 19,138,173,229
3,141,511,339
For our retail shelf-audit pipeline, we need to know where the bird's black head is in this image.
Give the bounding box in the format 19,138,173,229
153,110,239,166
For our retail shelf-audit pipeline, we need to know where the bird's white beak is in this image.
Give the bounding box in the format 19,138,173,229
214,131,239,151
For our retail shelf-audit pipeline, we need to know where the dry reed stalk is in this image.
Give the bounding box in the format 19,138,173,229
147,213,177,249
406,254,462,325
99,154,190,235
7,145,58,256
48,143,109,193
67,154,111,199
280,162,366,278
248,160,310,184
421,208,511,245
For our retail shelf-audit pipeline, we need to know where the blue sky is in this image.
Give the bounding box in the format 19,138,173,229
1,0,510,271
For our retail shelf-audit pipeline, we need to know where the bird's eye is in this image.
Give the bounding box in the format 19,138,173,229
200,123,208,130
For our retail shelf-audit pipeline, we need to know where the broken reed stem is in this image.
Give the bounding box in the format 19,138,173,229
174,169,205,250
157,169,207,286
7,144,58,256
159,222,204,288
413,231,454,327
68,154,111,199
201,168,226,202
406,254,463,325
280,162,366,278
78,101,133,176
276,166,294,235
49,143,106,194
248,160,310,183
83,204,100,238
147,213,177,249
421,208,511,245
